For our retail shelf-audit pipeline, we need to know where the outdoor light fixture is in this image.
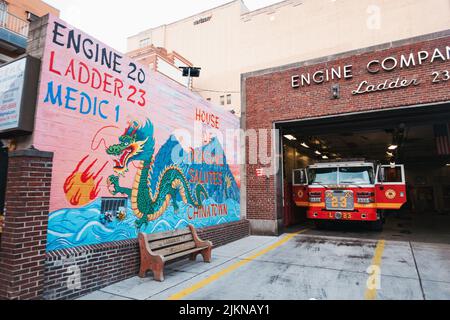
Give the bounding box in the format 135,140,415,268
179,66,201,77
331,84,340,99
388,145,398,150
284,135,297,141
301,142,310,148
179,66,201,89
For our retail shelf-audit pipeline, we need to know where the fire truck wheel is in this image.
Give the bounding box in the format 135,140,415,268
370,219,384,232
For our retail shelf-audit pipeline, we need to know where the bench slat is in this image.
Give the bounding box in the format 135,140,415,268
165,246,209,261
154,241,197,257
146,228,191,242
149,234,193,250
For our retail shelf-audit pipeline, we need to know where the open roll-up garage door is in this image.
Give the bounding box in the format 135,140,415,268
277,102,450,243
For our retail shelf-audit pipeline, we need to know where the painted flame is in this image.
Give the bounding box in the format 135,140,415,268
63,155,108,206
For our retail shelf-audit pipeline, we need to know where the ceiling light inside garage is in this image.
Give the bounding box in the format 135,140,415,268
388,145,398,150
301,142,310,148
284,135,297,141
315,150,322,155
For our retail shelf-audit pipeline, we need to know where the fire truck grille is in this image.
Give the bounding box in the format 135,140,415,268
325,190,355,211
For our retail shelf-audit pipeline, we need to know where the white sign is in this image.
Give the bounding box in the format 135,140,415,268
0,58,26,132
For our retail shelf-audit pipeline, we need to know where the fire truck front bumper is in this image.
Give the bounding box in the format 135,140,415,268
307,209,379,222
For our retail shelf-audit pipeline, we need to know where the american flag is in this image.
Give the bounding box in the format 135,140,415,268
434,123,450,155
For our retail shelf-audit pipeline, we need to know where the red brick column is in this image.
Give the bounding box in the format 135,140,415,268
0,149,53,300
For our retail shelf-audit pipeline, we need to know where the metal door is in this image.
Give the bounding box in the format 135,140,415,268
375,164,407,210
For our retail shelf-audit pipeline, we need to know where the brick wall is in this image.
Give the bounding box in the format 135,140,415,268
243,31,450,230
197,220,250,248
6,0,60,22
0,149,53,300
44,239,140,300
43,220,249,300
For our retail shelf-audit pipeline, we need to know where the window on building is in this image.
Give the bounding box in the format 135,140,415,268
220,96,225,106
139,38,151,48
226,94,232,105
27,12,40,22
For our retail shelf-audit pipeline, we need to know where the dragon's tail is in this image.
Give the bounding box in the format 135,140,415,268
194,184,208,207
173,178,208,208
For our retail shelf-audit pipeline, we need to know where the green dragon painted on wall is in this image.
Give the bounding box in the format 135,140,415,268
106,120,208,229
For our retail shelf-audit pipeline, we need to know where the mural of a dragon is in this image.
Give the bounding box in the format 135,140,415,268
106,120,208,229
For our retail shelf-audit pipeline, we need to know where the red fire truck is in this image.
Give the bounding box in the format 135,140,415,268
292,160,407,231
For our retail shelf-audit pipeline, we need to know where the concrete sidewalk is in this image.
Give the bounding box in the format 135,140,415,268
79,232,450,300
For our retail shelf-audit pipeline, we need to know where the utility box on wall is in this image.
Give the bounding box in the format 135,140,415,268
0,55,41,138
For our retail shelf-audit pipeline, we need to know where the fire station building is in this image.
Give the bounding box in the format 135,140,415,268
243,30,450,236
0,15,449,301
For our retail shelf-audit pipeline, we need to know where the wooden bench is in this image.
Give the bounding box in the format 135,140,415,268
138,225,212,282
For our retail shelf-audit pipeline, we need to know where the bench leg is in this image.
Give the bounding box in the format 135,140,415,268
190,252,199,261
201,247,212,263
138,264,148,278
153,263,165,282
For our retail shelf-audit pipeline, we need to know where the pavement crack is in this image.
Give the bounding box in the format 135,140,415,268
98,290,138,301
409,241,426,300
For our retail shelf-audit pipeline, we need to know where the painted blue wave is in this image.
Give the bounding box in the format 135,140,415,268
47,197,240,251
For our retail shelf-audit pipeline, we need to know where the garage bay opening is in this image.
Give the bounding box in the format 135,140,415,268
277,103,450,243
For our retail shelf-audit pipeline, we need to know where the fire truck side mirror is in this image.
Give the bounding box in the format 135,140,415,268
293,169,307,185
299,170,307,184
379,167,386,183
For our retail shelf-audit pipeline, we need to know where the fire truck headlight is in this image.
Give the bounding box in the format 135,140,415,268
357,192,375,204
357,198,374,204
309,192,322,203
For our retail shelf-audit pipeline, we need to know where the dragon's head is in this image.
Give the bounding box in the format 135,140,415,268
106,120,155,175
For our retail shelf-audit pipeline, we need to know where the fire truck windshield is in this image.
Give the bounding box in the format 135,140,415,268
308,166,374,185
309,168,338,185
339,167,375,185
